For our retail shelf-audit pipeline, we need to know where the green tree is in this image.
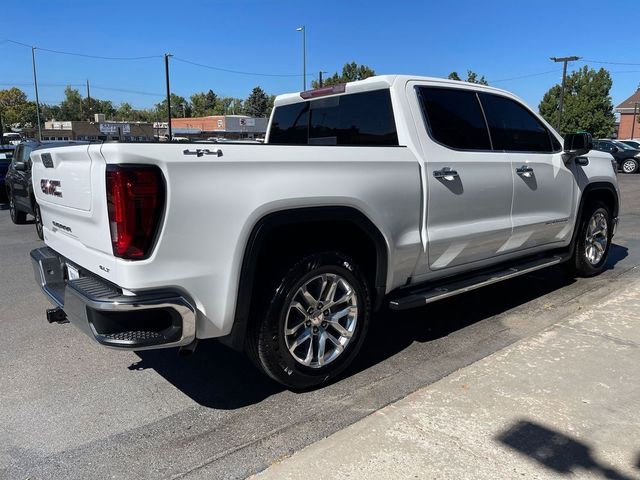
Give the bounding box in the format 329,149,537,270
0,88,39,126
213,97,231,115
448,70,488,85
154,94,190,119
190,90,218,117
244,86,269,117
311,62,376,88
58,86,84,121
40,103,61,122
538,66,616,137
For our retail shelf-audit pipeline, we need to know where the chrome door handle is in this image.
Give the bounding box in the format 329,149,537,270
183,148,223,157
516,165,534,177
433,167,459,181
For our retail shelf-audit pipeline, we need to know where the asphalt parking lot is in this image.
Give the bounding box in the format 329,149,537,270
2,175,639,480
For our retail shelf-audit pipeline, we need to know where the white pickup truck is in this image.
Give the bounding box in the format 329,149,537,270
30,75,620,388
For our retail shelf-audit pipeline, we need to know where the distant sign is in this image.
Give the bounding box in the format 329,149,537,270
50,121,72,130
99,123,131,134
239,118,256,127
153,122,168,129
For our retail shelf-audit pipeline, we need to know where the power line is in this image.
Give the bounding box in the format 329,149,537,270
489,69,562,83
91,85,164,97
2,37,161,60
172,56,311,78
582,59,640,66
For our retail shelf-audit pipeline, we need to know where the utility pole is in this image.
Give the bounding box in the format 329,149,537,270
319,71,324,88
296,26,306,91
86,79,92,120
550,56,580,133
164,53,173,141
31,47,42,141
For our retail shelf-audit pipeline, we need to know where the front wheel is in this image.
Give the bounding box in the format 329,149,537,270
566,201,612,277
9,194,27,225
621,158,639,174
246,251,371,389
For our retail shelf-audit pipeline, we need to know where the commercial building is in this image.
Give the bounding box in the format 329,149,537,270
36,115,155,142
615,89,640,140
170,115,268,140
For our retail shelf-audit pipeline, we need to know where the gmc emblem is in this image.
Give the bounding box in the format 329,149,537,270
41,179,63,197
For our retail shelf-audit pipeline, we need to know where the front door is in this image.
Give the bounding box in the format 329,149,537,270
477,92,575,249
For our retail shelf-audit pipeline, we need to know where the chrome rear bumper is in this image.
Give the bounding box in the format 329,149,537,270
31,246,196,350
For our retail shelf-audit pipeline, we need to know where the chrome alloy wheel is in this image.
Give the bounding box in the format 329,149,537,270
622,159,638,174
584,211,608,265
284,273,358,369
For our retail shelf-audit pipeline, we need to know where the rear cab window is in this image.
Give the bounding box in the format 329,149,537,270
269,89,398,146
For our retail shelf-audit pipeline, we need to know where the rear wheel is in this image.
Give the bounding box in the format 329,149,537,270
621,158,639,174
34,203,44,240
566,201,612,277
9,194,27,225
246,251,371,389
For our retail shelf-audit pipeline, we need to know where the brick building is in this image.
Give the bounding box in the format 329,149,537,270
170,115,268,140
615,89,640,140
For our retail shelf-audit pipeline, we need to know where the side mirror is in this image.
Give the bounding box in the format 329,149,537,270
563,132,592,156
611,146,619,153
14,161,26,171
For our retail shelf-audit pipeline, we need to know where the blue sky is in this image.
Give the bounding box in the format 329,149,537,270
2,0,639,111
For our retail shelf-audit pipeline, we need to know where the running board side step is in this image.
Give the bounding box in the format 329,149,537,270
389,255,567,310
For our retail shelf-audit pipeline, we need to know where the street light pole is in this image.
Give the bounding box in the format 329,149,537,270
31,46,42,141
164,53,173,141
550,56,580,133
296,26,306,91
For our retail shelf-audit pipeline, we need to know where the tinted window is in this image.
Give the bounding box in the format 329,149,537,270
269,89,398,146
308,89,398,146
417,87,491,150
268,102,309,145
479,93,553,152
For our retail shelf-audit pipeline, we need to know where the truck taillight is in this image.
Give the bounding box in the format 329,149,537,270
106,165,165,260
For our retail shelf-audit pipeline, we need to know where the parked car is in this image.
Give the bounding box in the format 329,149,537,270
0,144,15,201
593,139,640,173
5,140,86,239
30,76,619,389
620,140,640,149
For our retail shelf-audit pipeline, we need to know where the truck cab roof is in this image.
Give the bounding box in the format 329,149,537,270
274,74,516,107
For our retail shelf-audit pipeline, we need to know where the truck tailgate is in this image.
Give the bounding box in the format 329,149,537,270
31,144,117,280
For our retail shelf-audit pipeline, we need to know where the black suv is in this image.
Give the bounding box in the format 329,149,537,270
593,139,640,174
5,141,85,239
0,144,15,201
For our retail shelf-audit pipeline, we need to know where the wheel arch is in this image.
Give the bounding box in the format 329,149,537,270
221,206,389,351
569,181,619,257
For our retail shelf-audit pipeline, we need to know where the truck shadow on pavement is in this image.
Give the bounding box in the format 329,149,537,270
497,419,636,479
131,244,627,410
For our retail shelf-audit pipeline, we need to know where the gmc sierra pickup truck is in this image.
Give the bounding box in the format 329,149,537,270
30,75,620,389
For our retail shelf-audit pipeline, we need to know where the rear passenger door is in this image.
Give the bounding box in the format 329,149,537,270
410,84,514,272
479,93,575,249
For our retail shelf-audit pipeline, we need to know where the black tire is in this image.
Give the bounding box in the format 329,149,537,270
246,251,371,390
566,201,612,277
621,158,639,174
34,203,44,240
9,193,27,225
